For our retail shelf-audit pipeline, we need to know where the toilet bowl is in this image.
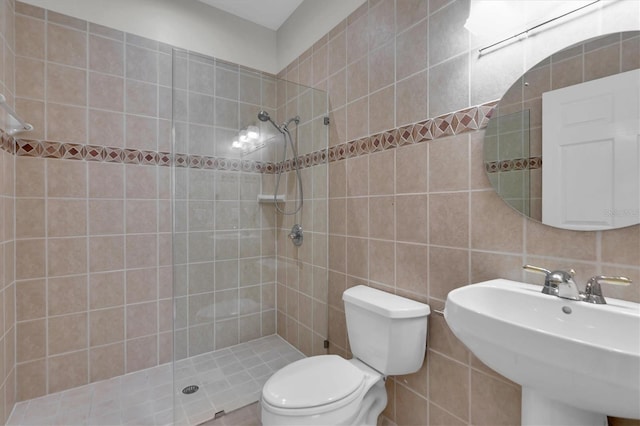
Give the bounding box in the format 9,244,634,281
261,285,430,426
262,356,385,426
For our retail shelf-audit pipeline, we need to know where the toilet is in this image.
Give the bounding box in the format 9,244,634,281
261,285,430,426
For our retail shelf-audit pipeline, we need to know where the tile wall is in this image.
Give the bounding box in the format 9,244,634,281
0,0,16,423
11,1,174,400
278,0,640,425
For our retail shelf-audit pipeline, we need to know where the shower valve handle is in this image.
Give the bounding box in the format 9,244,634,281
289,224,303,247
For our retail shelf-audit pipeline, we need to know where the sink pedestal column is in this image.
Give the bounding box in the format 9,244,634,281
522,388,607,426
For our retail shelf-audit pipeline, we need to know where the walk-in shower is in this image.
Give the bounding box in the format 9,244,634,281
171,50,329,424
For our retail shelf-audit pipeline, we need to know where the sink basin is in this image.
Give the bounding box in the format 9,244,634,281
444,279,640,425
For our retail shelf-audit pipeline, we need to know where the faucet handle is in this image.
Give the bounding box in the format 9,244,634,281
583,275,632,304
523,264,551,276
523,265,577,297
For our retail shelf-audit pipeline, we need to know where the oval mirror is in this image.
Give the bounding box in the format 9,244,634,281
484,31,640,231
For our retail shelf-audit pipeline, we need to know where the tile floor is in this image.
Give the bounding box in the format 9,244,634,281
8,335,304,426
200,402,260,426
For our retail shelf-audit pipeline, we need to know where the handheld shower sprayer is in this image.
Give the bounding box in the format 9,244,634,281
257,111,304,217
258,110,282,133
258,111,300,133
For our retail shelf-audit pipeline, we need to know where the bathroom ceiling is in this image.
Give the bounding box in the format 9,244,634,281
197,0,305,30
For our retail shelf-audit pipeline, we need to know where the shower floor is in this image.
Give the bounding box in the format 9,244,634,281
8,335,303,426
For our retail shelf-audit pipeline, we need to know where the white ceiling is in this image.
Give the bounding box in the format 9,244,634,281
197,0,305,30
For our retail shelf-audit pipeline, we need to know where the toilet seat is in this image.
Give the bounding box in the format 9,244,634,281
262,355,366,413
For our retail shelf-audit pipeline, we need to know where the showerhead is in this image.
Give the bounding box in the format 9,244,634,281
258,110,271,122
258,110,284,133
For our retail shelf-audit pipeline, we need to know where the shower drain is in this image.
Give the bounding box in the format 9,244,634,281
182,385,199,395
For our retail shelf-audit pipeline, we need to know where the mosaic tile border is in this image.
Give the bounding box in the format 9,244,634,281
3,137,277,173
485,156,542,173
280,100,498,172
0,101,498,174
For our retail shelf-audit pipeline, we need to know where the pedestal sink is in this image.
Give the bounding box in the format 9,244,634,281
444,279,640,426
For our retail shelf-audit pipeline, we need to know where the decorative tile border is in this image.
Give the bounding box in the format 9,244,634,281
0,137,277,173
485,156,542,173
0,100,499,174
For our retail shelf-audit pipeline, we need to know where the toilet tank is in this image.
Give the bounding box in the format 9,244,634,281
343,285,430,376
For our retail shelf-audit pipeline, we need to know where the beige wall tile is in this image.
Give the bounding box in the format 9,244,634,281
16,15,45,59
601,225,640,266
328,30,346,76
15,198,45,238
395,143,428,194
369,41,394,94
90,307,124,346
396,71,427,126
15,239,45,280
346,96,369,141
429,403,467,426
526,220,597,261
125,200,157,234
89,72,124,111
47,350,88,394
429,192,469,248
126,302,157,339
125,165,157,199
89,272,124,309
369,85,395,134
15,157,45,197
48,275,87,316
89,34,123,76
396,20,427,82
429,247,469,300
126,268,157,303
428,351,470,421
88,162,124,199
396,242,428,297
16,359,46,401
470,190,523,253
16,280,46,321
89,342,124,382
346,197,368,238
48,312,87,355
89,199,124,235
47,63,86,106
126,80,157,117
17,319,46,362
47,24,86,67
396,194,428,244
89,109,124,147
47,159,86,198
47,238,87,277
47,199,87,237
15,57,44,99
395,383,428,426
126,334,157,372
470,370,521,426
46,102,87,143
429,134,469,192
346,237,368,279
89,236,124,272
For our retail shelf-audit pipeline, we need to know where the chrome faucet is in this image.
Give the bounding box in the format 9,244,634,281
523,265,581,300
582,275,632,304
523,265,632,304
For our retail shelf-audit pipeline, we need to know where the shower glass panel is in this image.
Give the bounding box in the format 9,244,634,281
171,49,329,425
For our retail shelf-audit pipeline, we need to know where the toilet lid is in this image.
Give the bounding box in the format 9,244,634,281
262,355,365,409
